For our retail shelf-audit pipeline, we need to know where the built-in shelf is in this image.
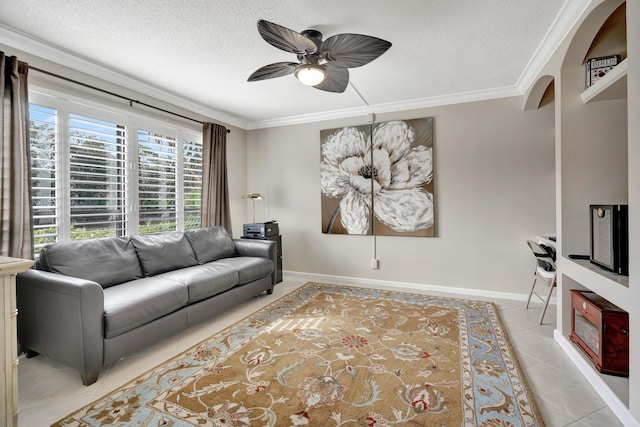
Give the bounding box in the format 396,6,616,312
555,331,633,424
581,58,628,103
559,256,630,311
557,2,635,424
569,331,629,405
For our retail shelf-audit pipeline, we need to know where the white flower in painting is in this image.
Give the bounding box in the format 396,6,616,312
321,121,433,234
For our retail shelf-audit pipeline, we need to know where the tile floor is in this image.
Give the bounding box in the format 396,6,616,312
17,277,625,426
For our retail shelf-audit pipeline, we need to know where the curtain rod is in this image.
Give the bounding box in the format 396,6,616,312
30,66,230,133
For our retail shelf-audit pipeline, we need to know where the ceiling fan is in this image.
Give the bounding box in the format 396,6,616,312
248,19,392,93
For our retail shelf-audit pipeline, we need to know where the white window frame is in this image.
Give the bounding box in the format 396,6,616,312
29,86,203,246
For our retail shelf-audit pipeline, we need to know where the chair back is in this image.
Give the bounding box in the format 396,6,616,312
526,240,556,272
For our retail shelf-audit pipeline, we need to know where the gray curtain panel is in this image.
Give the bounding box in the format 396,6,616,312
201,122,231,234
0,52,33,259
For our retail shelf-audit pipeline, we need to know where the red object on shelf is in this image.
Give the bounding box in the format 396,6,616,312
570,289,629,377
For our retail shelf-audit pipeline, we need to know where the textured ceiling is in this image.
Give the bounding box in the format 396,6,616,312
0,0,567,128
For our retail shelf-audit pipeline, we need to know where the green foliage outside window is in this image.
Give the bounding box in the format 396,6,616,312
34,214,201,250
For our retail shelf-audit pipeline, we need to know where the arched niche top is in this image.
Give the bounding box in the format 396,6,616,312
584,2,626,63
562,0,625,69
523,75,554,111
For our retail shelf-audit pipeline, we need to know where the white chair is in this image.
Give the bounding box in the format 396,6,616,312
525,240,557,324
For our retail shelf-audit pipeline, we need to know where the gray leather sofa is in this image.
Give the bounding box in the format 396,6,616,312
16,226,276,385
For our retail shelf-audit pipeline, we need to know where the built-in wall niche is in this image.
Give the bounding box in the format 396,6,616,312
557,0,633,420
581,2,628,103
539,81,555,108
560,0,628,262
583,2,627,64
561,275,629,406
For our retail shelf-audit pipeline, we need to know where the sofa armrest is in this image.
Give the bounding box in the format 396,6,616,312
17,269,105,381
233,238,277,285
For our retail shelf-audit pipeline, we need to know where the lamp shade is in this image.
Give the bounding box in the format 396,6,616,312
242,193,264,223
242,193,264,200
295,64,326,86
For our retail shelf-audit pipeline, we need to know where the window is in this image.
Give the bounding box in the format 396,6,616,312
69,114,127,239
183,137,203,229
29,92,203,251
30,104,58,248
137,129,177,233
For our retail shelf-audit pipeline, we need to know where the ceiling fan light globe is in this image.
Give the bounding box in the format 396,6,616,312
295,64,326,86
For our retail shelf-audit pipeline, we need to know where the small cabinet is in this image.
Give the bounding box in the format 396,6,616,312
1,256,34,427
570,289,629,376
263,234,282,284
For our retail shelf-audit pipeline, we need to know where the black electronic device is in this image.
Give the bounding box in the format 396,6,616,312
569,254,590,260
243,221,279,239
590,204,628,275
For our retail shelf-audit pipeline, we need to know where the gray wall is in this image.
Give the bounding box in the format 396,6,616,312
245,95,555,294
5,29,556,296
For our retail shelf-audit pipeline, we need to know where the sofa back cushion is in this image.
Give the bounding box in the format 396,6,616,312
38,236,143,288
184,226,236,264
131,231,197,276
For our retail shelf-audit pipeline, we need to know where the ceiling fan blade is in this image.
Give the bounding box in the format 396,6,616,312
248,62,298,81
321,34,392,68
257,20,318,55
314,65,349,93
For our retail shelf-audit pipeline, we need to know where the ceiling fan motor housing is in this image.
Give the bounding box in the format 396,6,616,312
300,28,323,50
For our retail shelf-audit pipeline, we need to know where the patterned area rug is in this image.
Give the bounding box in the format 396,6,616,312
53,282,544,426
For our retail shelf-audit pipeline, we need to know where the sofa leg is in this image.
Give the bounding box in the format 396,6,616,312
80,369,100,386
24,349,39,358
267,287,274,295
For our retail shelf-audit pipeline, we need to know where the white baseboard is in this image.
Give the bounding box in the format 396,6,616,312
554,330,638,427
282,270,553,303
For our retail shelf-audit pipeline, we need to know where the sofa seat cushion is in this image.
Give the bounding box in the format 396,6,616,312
156,264,238,303
37,236,143,288
130,232,198,276
214,257,274,285
103,277,189,339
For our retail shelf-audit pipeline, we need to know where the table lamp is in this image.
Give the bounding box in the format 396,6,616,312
242,193,264,223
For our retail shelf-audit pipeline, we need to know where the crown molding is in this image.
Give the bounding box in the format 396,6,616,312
0,24,248,130
245,85,521,130
516,0,592,93
2,0,584,134
248,1,589,130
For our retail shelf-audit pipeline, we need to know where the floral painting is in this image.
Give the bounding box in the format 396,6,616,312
320,117,434,236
